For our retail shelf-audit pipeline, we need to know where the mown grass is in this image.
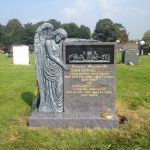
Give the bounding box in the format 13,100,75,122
0,53,150,150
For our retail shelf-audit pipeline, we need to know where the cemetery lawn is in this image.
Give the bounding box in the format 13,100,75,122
0,53,150,150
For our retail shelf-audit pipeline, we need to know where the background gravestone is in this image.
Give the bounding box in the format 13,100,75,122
122,44,139,64
13,45,29,65
29,40,118,128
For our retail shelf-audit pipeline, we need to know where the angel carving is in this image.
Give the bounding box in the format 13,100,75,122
34,23,69,112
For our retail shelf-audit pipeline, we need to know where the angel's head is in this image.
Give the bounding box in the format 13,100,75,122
37,23,53,39
54,28,67,43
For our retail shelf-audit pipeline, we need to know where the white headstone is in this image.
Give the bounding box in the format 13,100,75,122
13,45,29,65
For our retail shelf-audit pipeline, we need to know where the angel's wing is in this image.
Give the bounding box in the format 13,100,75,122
34,23,53,53
34,23,54,109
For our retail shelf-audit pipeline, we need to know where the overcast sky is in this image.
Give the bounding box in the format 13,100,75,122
0,0,150,40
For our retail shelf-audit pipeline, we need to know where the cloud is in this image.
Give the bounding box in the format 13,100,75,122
62,0,118,32
96,0,119,19
63,0,117,23
28,18,42,24
62,0,150,39
63,0,93,22
64,8,78,20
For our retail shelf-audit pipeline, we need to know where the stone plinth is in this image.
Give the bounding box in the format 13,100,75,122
29,112,118,128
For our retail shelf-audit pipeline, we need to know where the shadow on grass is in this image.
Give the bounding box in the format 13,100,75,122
21,92,34,107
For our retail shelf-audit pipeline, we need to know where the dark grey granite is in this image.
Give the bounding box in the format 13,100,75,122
123,49,139,64
122,44,139,64
122,44,138,51
29,112,118,128
29,40,119,128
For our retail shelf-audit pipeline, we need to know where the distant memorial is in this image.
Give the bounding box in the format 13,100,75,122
139,44,150,55
13,45,29,65
29,23,118,128
122,44,139,65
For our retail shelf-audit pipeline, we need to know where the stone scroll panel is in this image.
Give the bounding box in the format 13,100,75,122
63,42,116,114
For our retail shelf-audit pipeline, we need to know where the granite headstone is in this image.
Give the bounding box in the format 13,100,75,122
29,23,118,128
122,44,139,64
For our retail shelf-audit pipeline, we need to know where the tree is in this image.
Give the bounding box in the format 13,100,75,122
79,25,91,39
93,18,128,42
114,23,128,42
5,19,24,45
0,24,5,51
93,19,117,42
0,24,5,44
143,30,150,41
22,23,37,45
47,19,61,30
61,23,80,38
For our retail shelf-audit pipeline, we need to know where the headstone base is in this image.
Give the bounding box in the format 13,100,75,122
29,112,119,128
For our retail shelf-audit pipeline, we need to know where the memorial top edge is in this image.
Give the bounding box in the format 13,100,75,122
64,39,116,46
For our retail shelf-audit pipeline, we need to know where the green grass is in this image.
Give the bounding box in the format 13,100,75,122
0,53,150,150
116,52,150,109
